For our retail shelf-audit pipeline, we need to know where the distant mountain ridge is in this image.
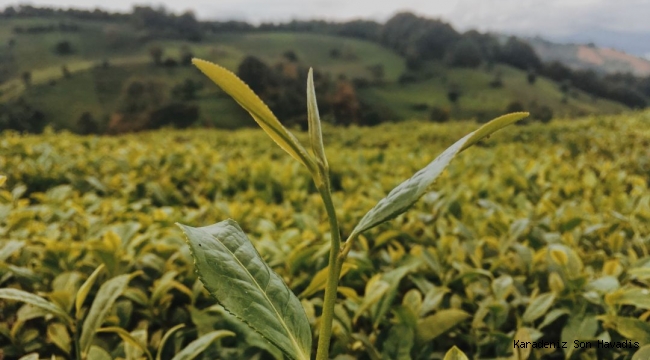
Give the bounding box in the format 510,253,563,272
525,36,650,76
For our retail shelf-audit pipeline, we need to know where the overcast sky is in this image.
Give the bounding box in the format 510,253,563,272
3,0,648,56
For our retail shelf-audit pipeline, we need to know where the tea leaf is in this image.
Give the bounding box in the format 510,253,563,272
632,344,650,360
178,219,312,360
97,327,153,360
606,287,650,309
170,330,236,360
611,317,650,344
156,324,185,360
80,272,138,356
75,264,105,316
307,68,328,174
443,346,469,360
0,240,24,261
47,323,71,354
522,293,555,323
416,309,470,343
299,262,355,298
381,324,413,360
87,345,112,360
0,288,72,324
349,112,529,238
192,59,316,175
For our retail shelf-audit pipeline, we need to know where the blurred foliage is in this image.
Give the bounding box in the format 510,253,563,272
1,111,650,358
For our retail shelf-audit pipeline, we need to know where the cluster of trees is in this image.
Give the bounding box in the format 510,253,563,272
148,45,193,67
131,6,202,42
539,61,647,108
106,78,200,134
0,5,130,21
12,22,80,34
2,5,201,42
0,98,47,133
236,55,387,127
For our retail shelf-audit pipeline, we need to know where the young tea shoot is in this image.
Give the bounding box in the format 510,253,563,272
179,58,529,359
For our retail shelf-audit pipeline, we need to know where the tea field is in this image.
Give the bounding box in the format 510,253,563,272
1,112,650,359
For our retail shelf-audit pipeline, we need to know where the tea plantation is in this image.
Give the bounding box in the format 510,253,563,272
1,112,650,359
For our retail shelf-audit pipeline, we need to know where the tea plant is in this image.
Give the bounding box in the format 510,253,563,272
178,59,528,359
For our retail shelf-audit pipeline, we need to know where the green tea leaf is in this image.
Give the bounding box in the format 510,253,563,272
522,293,555,323
349,112,529,238
354,275,390,323
97,327,152,360
0,240,24,261
87,345,112,360
381,324,413,360
561,314,598,357
299,262,355,298
307,68,328,175
75,264,105,317
170,330,235,360
443,346,469,360
416,309,470,343
47,323,71,355
178,219,312,360
611,317,650,345
606,287,650,309
0,288,72,325
632,344,650,360
156,324,185,360
80,272,137,356
192,59,317,175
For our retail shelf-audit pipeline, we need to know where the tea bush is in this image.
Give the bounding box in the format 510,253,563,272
1,111,650,359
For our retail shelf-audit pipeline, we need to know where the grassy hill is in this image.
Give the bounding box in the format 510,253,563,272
0,17,631,132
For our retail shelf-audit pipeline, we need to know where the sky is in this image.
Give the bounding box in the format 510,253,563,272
3,0,649,57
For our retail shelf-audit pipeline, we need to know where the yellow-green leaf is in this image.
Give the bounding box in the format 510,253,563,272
75,264,105,318
156,324,185,360
416,309,470,343
47,323,71,355
0,288,73,325
307,68,328,174
299,262,355,298
192,59,316,175
97,327,153,360
443,346,469,360
170,330,235,360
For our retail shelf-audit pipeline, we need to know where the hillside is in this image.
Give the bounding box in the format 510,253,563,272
0,14,636,132
527,37,650,76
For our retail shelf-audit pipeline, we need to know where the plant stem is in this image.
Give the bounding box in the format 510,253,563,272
315,185,343,360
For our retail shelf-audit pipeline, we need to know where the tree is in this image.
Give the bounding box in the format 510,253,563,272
21,71,31,87
62,65,71,78
283,50,299,62
149,46,164,65
527,69,537,84
447,37,483,68
77,112,99,134
171,78,199,101
447,84,461,104
237,56,275,94
148,103,199,129
180,45,193,66
430,106,449,122
54,40,73,55
498,37,542,71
